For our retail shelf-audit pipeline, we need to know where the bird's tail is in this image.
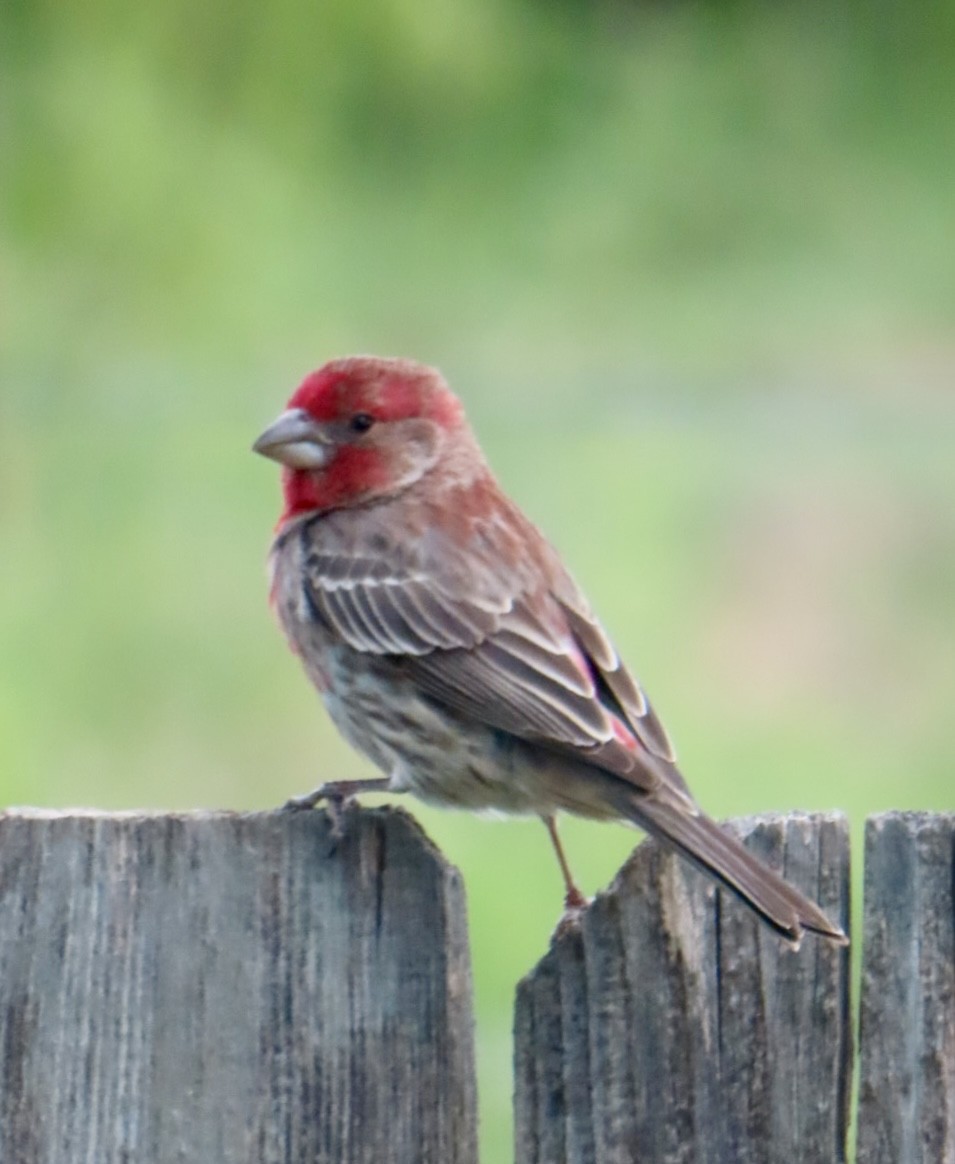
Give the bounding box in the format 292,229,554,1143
621,793,847,946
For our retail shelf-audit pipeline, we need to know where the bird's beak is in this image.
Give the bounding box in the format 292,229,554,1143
252,408,334,470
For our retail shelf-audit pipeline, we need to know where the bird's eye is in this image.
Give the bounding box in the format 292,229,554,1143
349,412,375,434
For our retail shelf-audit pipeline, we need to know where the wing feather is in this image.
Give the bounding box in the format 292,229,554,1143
359,584,435,654
347,585,403,650
560,596,676,763
491,627,596,699
410,647,609,744
319,586,381,652
398,581,494,647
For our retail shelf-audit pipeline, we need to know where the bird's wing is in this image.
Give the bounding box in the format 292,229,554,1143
295,505,683,793
549,573,677,763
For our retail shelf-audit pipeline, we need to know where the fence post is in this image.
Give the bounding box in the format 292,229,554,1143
856,811,955,1164
513,813,851,1164
0,806,477,1164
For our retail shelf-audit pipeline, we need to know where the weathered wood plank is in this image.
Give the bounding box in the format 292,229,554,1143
514,813,851,1164
856,811,955,1164
0,807,477,1164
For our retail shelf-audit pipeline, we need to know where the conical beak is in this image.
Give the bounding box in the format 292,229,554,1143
252,408,334,469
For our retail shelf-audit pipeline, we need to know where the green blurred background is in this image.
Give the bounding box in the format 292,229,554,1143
3,0,954,1158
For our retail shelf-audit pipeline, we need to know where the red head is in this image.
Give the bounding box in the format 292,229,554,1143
253,356,472,523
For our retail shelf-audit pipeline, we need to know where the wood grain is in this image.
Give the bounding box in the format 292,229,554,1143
514,813,851,1164
857,812,955,1164
0,807,477,1164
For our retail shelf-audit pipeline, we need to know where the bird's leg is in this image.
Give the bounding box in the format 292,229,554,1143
542,814,588,912
283,778,395,837
283,777,393,811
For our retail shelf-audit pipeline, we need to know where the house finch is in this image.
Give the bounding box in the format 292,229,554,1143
254,356,845,946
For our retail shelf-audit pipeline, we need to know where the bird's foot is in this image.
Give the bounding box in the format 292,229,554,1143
282,788,326,812
564,885,589,912
552,893,590,941
282,777,392,812
281,778,393,838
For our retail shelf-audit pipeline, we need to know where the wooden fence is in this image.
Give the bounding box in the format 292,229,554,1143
0,807,952,1162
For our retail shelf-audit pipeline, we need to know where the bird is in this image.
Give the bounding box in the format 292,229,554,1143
253,355,846,946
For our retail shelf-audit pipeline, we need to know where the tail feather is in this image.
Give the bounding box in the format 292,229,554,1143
623,795,847,946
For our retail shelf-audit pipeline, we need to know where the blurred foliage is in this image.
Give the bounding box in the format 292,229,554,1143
2,1,954,1159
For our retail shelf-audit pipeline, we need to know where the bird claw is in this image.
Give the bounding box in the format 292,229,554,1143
325,794,350,841
281,777,392,820
281,785,351,843
282,789,325,812
552,899,589,941
551,886,591,940
564,886,589,912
